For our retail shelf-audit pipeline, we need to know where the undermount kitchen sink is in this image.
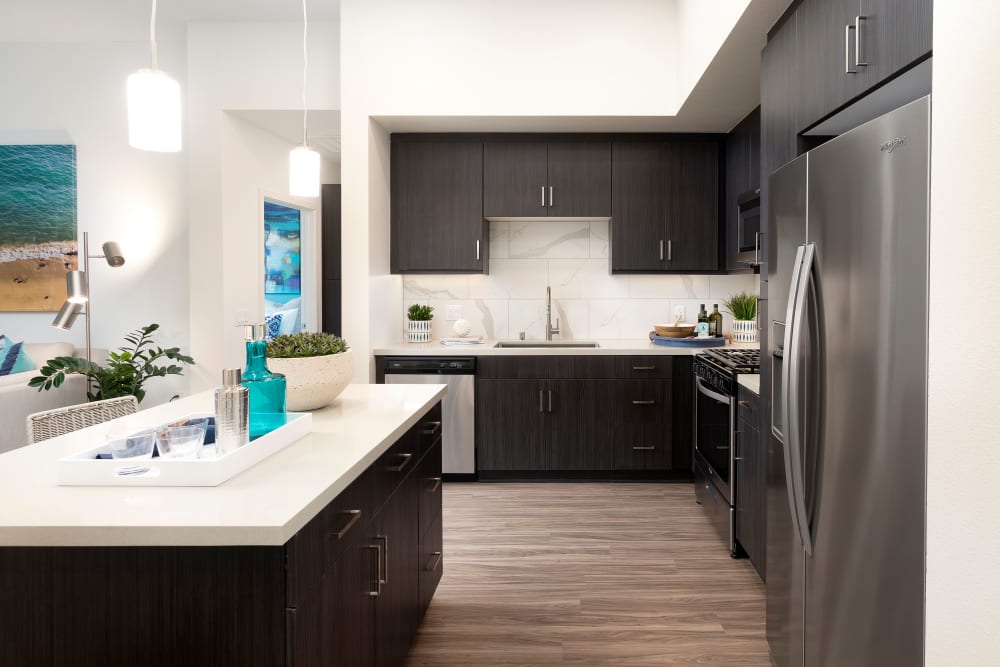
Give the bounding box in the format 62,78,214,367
493,340,600,349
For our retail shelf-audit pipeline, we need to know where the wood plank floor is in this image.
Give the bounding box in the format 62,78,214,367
406,483,771,666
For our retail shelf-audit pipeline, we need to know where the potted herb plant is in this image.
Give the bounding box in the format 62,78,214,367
29,323,194,403
406,304,434,343
265,332,352,411
723,291,758,343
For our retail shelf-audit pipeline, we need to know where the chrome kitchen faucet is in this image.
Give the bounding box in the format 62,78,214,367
545,286,560,341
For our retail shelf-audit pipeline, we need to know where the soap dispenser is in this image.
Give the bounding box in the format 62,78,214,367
241,324,287,438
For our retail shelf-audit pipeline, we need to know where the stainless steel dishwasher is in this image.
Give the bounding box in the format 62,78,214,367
383,357,476,476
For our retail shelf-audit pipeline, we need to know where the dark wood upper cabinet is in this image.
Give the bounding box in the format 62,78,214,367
390,141,486,274
483,142,548,218
725,107,761,272
611,141,666,272
664,139,721,272
611,138,722,274
484,141,611,218
546,142,612,217
859,0,932,90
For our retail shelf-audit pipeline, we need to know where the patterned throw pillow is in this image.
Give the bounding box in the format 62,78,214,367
0,340,34,376
264,313,283,341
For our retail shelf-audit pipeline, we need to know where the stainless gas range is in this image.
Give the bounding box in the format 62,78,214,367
692,348,760,557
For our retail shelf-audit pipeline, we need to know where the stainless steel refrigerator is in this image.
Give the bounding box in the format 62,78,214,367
766,95,929,667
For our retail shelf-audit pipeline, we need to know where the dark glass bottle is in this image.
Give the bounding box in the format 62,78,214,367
241,324,287,439
709,304,723,338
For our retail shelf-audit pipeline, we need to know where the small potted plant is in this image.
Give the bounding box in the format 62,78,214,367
266,332,352,411
406,304,434,343
723,291,758,343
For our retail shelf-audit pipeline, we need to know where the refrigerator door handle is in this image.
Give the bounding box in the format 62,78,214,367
780,244,808,553
787,243,817,557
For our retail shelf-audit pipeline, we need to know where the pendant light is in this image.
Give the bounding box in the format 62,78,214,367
127,0,182,152
289,0,320,197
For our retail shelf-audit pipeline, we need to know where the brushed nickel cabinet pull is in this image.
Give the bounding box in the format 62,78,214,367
549,186,554,208
667,239,673,261
366,544,382,596
377,535,389,584
632,399,656,406
421,421,442,436
632,365,656,371
330,509,362,540
539,389,544,413
387,452,413,472
659,239,664,261
427,551,443,572
855,15,868,67
845,24,857,74
633,445,656,451
476,239,481,261
541,186,546,207
548,389,553,413
429,477,442,493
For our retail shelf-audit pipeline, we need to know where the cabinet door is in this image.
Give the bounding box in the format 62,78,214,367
476,379,545,471
859,0,932,90
796,0,865,130
483,142,548,218
390,141,485,273
544,380,615,471
372,479,420,667
417,515,443,618
323,535,376,667
546,141,611,217
664,139,721,272
614,380,672,470
611,141,666,272
735,389,765,579
725,121,750,272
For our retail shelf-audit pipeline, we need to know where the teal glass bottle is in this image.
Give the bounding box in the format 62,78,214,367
241,324,287,439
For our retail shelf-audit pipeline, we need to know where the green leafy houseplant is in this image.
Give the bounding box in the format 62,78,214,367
266,332,348,359
29,323,194,403
723,291,758,321
407,304,434,321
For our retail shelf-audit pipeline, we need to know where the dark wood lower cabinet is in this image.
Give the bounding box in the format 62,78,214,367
0,403,444,667
476,357,691,476
735,386,765,580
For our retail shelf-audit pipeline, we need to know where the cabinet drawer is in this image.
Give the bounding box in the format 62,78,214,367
737,385,759,427
614,381,672,470
322,467,373,565
616,356,673,379
418,440,443,538
371,430,420,514
415,402,443,461
418,515,444,617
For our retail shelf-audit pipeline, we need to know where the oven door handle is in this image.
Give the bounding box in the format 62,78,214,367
695,376,731,405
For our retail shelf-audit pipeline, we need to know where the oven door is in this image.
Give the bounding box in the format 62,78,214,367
693,375,734,503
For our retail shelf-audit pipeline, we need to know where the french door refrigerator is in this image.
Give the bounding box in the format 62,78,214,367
766,95,930,667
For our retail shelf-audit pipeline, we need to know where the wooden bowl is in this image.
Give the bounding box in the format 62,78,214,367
654,324,696,338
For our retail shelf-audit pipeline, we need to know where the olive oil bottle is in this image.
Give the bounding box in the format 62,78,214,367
696,304,710,338
708,304,723,337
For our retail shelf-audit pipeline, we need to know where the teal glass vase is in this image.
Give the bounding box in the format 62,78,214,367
242,330,287,439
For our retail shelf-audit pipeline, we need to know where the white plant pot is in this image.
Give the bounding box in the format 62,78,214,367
266,350,353,411
407,320,432,343
732,320,758,343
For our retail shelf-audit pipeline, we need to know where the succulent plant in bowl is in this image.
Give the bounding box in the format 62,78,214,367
266,332,352,411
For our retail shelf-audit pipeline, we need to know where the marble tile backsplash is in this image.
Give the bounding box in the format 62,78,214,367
402,220,757,341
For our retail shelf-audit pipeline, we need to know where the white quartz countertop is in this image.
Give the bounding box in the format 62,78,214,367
738,374,761,395
374,339,759,357
0,383,446,547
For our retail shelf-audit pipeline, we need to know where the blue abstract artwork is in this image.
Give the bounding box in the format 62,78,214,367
263,201,302,303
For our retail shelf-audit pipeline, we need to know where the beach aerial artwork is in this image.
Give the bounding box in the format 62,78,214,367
0,144,78,312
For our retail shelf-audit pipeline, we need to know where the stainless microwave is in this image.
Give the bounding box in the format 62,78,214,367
735,188,761,266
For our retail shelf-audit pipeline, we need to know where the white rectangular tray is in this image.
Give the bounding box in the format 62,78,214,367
56,412,313,487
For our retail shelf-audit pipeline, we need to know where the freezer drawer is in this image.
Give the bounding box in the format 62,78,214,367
694,454,734,555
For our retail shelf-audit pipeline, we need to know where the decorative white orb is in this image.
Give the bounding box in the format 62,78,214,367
452,319,472,337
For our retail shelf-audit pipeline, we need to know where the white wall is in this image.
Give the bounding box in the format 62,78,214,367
0,40,189,406
401,221,756,342
186,21,340,390
925,1,1000,663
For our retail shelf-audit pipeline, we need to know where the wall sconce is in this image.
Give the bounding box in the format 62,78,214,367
51,232,125,362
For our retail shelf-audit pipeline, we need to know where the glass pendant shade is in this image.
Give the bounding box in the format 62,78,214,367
289,145,320,197
127,69,182,152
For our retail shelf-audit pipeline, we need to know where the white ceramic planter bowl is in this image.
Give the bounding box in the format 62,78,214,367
267,350,353,411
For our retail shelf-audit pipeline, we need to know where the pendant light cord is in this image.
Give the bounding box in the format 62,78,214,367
301,0,309,147
149,0,159,71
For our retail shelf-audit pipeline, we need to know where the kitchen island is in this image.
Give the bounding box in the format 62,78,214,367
0,383,446,667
